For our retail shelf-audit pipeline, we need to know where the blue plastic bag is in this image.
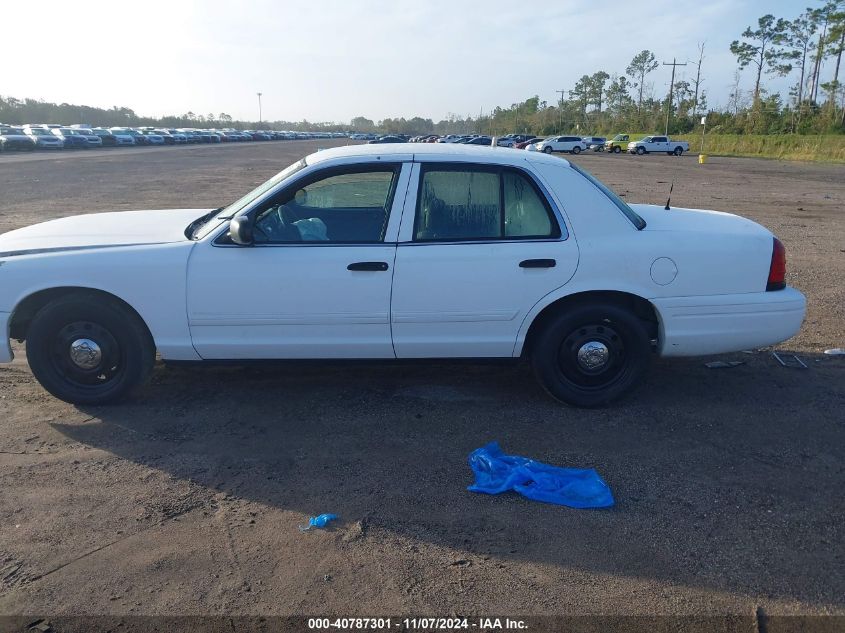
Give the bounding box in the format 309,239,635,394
299,513,339,531
467,442,614,508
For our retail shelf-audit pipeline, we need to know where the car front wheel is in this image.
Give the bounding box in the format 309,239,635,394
531,304,652,407
636,146,646,155
613,146,621,153
26,294,155,405
543,146,553,154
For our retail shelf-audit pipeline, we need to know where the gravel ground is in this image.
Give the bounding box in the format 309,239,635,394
0,141,843,631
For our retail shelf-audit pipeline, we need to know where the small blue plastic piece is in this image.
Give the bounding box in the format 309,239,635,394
299,513,339,531
467,442,614,509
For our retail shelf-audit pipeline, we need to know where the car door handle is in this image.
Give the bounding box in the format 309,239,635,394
519,259,556,268
347,261,389,271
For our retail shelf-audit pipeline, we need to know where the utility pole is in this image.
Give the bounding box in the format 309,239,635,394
256,92,263,125
691,42,705,120
662,58,686,135
556,89,566,133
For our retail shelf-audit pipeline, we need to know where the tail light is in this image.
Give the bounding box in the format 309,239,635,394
766,237,786,291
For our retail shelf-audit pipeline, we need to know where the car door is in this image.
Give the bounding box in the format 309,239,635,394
653,136,668,152
186,161,412,359
391,161,579,358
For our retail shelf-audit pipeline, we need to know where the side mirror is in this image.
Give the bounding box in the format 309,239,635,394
228,216,254,245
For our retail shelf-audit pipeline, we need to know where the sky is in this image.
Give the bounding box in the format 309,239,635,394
5,0,820,123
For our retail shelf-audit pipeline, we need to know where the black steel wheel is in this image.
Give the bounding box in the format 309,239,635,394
531,303,652,407
26,293,155,405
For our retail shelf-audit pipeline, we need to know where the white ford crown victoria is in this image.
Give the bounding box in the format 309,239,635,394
0,144,806,407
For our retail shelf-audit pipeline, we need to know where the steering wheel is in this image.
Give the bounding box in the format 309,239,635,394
254,204,300,242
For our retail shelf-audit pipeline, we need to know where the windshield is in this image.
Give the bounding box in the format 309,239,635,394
612,134,626,141
569,162,646,230
29,129,50,135
190,158,308,240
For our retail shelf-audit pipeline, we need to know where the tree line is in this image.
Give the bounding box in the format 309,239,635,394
2,1,843,138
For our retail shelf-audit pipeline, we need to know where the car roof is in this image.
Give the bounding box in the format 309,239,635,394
306,142,572,168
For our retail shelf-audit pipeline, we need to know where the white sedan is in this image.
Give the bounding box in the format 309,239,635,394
0,144,806,407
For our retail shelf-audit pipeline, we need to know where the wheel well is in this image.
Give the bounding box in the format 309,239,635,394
9,287,152,343
522,290,659,358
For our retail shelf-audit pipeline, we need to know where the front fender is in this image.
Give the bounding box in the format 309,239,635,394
2,242,200,361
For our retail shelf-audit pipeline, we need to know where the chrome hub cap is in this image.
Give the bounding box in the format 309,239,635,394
69,338,102,370
577,341,610,371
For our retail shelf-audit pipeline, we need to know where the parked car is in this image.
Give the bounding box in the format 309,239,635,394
112,129,149,145
179,130,202,143
23,127,63,149
140,131,166,145
368,135,406,144
90,129,118,147
605,134,629,153
165,130,189,144
514,137,544,150
497,134,534,147
464,135,493,146
536,136,587,154
628,136,689,156
0,126,36,151
102,128,136,146
496,135,518,147
0,144,805,407
583,136,607,151
76,129,104,148
50,128,89,149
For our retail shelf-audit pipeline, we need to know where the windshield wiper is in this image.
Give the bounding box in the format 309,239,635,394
186,207,224,240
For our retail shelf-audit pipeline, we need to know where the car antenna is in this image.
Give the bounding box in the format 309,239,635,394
664,180,674,210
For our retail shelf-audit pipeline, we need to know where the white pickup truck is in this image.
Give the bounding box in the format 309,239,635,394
627,136,689,156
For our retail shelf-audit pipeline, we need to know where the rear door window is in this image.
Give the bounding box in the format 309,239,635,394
414,165,561,241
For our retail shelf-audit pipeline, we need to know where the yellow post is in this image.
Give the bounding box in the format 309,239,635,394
698,154,707,164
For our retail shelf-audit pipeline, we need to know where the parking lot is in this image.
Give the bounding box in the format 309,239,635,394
0,140,843,626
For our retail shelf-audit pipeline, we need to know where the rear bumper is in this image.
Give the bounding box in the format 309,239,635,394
0,312,12,363
653,287,806,357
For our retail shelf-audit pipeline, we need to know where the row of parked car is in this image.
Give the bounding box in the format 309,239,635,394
370,133,690,156
0,124,350,152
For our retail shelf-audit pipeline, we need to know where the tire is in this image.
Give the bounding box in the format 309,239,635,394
543,146,553,154
636,146,646,155
531,303,652,407
571,146,581,154
673,146,684,156
613,146,621,154
26,293,155,405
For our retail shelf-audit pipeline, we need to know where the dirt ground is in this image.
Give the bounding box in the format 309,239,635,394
0,141,843,630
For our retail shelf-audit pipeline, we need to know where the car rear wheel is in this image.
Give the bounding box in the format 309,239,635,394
636,146,646,155
673,146,684,156
543,146,553,154
26,294,155,405
531,304,652,407
571,146,581,154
